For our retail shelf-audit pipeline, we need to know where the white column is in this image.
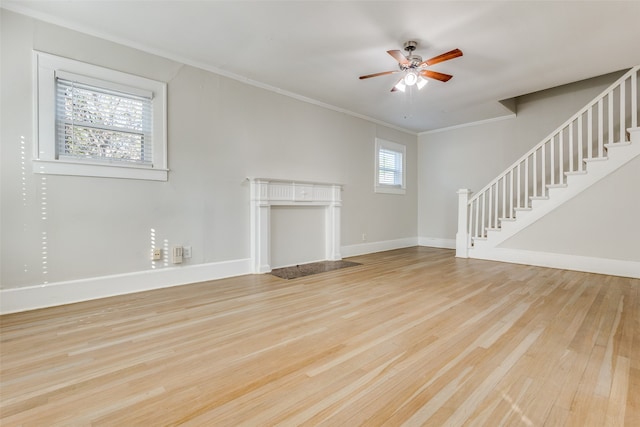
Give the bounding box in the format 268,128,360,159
326,185,342,261
456,189,472,258
249,179,272,273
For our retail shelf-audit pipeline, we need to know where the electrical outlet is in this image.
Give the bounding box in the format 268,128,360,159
152,248,162,261
183,246,192,259
172,246,183,264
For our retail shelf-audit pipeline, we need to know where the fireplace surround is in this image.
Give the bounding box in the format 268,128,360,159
248,178,342,273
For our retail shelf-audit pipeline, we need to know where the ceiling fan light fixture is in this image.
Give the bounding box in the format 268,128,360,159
404,71,418,86
394,80,406,92
416,76,428,90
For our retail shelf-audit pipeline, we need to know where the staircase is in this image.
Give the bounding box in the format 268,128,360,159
456,66,639,271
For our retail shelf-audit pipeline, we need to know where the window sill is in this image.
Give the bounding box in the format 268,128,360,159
375,185,406,195
32,159,168,181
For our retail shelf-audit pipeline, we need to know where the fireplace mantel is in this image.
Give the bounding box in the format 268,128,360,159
248,178,342,273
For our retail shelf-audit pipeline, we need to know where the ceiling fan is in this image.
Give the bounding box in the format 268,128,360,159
359,41,463,92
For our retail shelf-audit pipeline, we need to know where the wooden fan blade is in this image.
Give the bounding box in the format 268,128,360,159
390,76,405,92
387,50,409,65
420,70,453,82
359,70,400,80
424,48,463,66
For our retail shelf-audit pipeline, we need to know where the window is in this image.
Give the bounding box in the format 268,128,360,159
56,76,152,165
34,52,167,181
375,138,406,194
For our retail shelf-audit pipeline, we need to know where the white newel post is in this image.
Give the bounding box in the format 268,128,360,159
248,178,342,274
456,189,471,258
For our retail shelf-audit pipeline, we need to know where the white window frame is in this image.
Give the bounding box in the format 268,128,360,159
374,138,406,195
33,51,168,181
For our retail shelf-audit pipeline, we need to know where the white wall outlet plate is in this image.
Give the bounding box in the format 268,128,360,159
183,246,192,258
152,248,162,261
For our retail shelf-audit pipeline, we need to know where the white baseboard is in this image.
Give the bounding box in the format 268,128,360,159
470,247,640,279
1,237,419,314
418,236,456,249
0,258,252,315
4,243,635,314
341,237,418,258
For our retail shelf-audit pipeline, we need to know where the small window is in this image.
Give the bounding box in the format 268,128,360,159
375,138,406,194
34,52,167,181
56,76,152,165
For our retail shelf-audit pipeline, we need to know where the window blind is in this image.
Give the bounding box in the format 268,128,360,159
55,78,153,165
378,148,402,186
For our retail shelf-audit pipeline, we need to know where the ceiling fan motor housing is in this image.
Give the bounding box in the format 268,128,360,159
408,55,423,67
402,41,423,69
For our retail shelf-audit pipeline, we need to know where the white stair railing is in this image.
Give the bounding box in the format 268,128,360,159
457,66,639,257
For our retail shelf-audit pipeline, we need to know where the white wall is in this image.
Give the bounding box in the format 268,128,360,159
417,71,626,243
0,10,418,294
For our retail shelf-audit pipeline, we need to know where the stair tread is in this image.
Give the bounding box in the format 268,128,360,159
604,141,631,148
565,170,587,176
486,227,501,232
499,217,516,222
514,207,532,211
547,184,568,188
584,156,608,162
530,196,549,200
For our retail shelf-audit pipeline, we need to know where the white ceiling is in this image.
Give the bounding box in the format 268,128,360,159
4,0,640,133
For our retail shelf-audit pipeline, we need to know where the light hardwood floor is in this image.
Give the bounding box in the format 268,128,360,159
1,247,638,426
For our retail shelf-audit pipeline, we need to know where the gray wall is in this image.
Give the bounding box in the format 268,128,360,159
500,156,640,261
417,71,626,242
270,206,326,268
0,10,417,289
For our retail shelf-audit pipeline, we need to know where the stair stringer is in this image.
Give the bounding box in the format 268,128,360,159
471,127,640,256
